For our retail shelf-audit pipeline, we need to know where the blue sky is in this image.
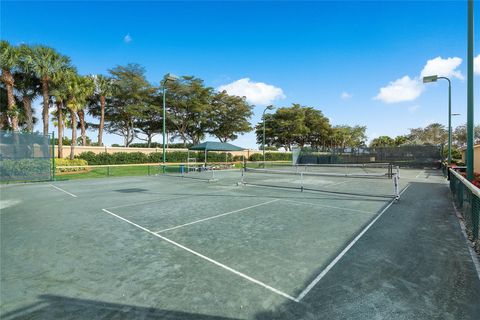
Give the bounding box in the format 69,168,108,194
1,0,479,148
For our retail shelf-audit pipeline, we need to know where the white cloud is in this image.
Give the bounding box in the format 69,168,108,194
420,56,463,80
123,33,132,43
374,76,424,104
217,78,285,105
475,54,480,75
408,105,420,113
340,91,353,100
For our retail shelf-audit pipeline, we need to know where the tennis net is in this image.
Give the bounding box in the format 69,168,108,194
259,162,395,177
239,167,400,199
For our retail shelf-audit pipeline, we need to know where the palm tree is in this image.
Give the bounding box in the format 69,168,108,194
0,41,20,131
91,74,114,146
50,70,73,158
65,75,94,159
26,45,71,135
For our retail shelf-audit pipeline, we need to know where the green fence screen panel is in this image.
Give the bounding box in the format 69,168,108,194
297,145,442,168
0,131,52,182
449,168,480,252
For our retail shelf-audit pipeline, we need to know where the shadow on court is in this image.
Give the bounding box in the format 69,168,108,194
0,294,241,320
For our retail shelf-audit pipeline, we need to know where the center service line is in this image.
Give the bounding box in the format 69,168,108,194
101,208,298,302
155,199,280,233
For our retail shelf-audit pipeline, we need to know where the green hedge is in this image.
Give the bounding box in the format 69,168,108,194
76,151,235,165
249,152,292,161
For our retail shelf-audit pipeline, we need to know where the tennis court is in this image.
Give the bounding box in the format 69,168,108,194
1,167,479,319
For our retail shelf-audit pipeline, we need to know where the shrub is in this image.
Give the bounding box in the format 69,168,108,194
55,158,88,172
249,152,292,161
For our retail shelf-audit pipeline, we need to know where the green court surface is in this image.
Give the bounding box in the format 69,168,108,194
1,168,479,319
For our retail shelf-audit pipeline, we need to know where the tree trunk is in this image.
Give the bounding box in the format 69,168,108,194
57,101,64,158
98,95,105,146
78,109,86,146
42,79,49,135
147,134,152,148
0,112,8,129
70,109,77,160
23,96,34,132
1,69,18,131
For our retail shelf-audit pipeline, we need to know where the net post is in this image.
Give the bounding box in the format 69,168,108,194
239,168,246,186
393,173,400,201
300,172,304,192
51,131,56,181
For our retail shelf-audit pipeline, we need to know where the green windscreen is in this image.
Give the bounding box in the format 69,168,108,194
449,168,480,251
0,131,52,182
296,145,442,168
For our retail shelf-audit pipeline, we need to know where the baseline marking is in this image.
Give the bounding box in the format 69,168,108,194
281,199,375,214
155,199,280,233
101,208,298,302
48,184,77,198
295,184,411,301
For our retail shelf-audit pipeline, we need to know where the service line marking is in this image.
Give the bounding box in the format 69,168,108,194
105,188,230,210
101,208,298,302
324,180,350,188
415,170,424,179
281,199,375,215
49,184,77,198
155,199,280,233
295,184,411,301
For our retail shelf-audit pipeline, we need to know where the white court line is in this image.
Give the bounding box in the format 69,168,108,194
281,199,375,215
295,184,411,301
106,188,229,210
101,208,298,302
415,170,424,179
155,199,280,233
49,184,77,198
325,180,350,187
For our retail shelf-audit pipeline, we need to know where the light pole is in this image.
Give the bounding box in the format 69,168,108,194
262,105,275,165
162,73,179,169
423,75,453,165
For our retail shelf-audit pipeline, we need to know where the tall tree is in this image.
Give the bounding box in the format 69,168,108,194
407,123,447,145
208,90,253,142
26,45,71,135
453,124,480,147
166,76,212,145
256,104,310,150
0,41,20,131
89,74,114,146
50,68,76,158
370,136,395,147
65,74,95,159
303,107,331,150
105,64,154,147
